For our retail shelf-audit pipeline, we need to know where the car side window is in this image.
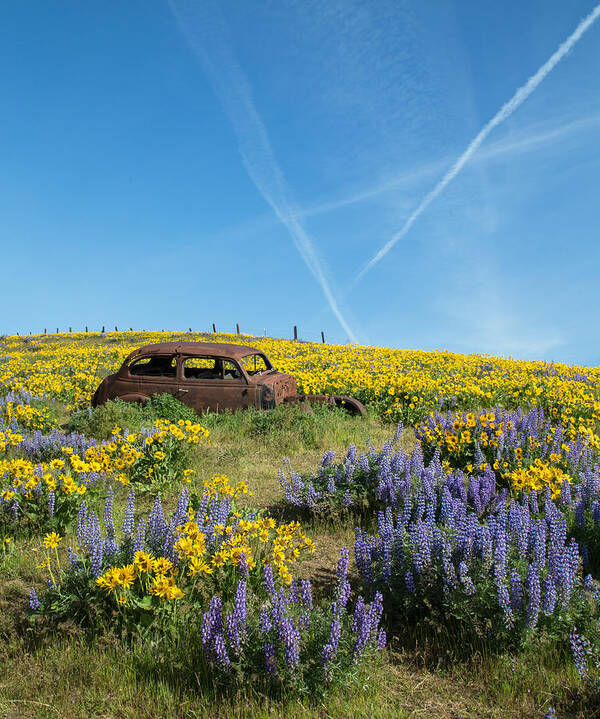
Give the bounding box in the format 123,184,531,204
240,353,270,375
183,356,220,380
183,356,243,380
129,355,177,377
222,360,242,380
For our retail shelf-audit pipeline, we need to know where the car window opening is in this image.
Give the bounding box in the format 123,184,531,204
183,356,242,381
129,356,177,378
241,353,271,376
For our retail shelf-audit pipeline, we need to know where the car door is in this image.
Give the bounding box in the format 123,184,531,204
179,355,253,412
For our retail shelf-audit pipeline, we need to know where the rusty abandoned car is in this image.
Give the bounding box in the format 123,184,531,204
91,342,366,416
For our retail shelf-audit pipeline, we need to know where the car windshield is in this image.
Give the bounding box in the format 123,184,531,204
240,353,272,375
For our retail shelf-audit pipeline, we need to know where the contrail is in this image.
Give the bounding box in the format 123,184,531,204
169,0,357,342
354,4,600,284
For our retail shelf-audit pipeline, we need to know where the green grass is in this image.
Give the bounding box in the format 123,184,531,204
0,402,595,718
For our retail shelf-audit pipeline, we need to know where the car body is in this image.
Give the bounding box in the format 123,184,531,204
91,341,366,416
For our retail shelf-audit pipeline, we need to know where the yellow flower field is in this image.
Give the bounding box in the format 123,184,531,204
1,331,599,429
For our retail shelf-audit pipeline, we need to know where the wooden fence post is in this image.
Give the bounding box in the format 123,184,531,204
212,323,216,333
236,323,240,335
85,326,88,333
293,325,298,341
321,331,325,344
102,326,105,333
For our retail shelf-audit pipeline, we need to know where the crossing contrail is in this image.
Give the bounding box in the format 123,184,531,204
354,4,600,284
169,0,357,342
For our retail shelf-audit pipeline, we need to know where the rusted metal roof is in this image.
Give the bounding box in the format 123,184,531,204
129,342,262,359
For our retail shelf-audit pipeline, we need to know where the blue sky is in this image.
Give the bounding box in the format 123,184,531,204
2,1,600,365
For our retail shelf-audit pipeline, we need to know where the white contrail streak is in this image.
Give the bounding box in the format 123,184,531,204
169,0,357,342
355,4,600,284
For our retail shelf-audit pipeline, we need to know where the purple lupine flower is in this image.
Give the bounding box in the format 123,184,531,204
320,449,335,468
493,523,507,581
195,489,210,527
171,488,190,529
574,499,586,529
298,611,310,629
337,546,349,580
270,589,288,628
264,642,277,676
132,518,146,555
334,548,352,609
147,494,167,552
455,516,477,562
359,452,370,474
458,561,476,596
278,616,300,668
28,588,41,610
559,477,571,506
526,564,541,629
259,610,272,635
583,574,597,595
201,596,223,648
103,536,119,558
47,490,55,518
212,633,231,668
328,616,342,655
569,628,590,679
529,491,539,515
592,501,600,527
299,579,312,609
441,539,457,592
76,501,87,548
354,528,375,585
238,553,250,582
226,580,247,652
352,596,365,632
415,491,426,521
439,486,454,524
377,628,387,648
509,571,523,614
410,521,430,574
542,575,557,616
346,442,358,464
497,579,513,629
90,539,104,578
104,487,115,539
389,419,404,444
544,708,557,719
321,642,335,674
404,570,416,594
530,521,547,569
161,526,176,564
326,474,336,494
122,488,135,537
353,591,383,659
263,564,276,597
68,546,81,570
